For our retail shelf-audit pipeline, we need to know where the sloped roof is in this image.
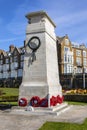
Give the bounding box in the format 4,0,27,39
57,36,66,43
0,49,7,56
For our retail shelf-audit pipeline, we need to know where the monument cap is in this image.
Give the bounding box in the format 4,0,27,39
25,10,56,27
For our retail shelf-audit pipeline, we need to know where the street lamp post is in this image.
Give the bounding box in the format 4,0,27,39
70,68,76,89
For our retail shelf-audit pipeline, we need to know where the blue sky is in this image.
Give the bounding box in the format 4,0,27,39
0,0,87,51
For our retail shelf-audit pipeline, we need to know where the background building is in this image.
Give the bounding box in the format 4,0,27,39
0,35,87,89
57,35,87,89
0,43,25,87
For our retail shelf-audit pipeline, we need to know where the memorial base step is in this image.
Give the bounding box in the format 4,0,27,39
11,102,72,116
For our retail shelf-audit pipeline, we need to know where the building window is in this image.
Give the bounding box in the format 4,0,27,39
64,64,72,73
64,47,70,52
11,70,17,78
14,56,18,62
3,72,9,78
64,65,67,73
83,51,86,57
0,60,3,65
3,65,6,71
76,50,81,56
18,69,23,77
6,58,9,64
76,57,81,66
0,73,2,78
83,58,87,66
65,39,69,45
67,64,72,73
21,55,24,61
0,65,3,71
64,54,67,62
77,68,82,73
10,57,13,63
20,61,24,68
1,55,3,59
11,63,14,70
68,55,72,63
64,54,72,63
14,62,18,69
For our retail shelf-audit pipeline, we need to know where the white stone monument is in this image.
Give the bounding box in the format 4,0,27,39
19,11,62,107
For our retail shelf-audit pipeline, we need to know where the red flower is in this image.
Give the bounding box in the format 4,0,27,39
50,96,57,106
29,95,64,107
50,95,64,106
40,98,48,107
18,97,27,107
57,95,64,104
30,96,40,107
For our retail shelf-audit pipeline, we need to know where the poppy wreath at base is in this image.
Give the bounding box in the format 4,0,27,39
57,95,64,104
18,97,27,107
30,95,64,107
40,98,48,107
50,95,64,106
30,96,40,107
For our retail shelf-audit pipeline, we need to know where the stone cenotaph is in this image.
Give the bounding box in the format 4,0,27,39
19,11,63,107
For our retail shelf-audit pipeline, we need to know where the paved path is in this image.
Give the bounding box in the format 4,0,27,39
0,105,87,130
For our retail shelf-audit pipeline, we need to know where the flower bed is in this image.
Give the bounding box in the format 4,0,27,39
64,94,87,103
63,89,87,102
63,89,87,95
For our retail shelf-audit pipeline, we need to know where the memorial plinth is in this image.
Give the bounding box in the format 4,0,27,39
19,11,63,107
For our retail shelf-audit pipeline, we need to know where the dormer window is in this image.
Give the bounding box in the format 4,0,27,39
65,39,69,45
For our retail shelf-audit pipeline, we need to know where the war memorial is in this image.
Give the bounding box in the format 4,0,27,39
18,11,68,114
0,11,87,130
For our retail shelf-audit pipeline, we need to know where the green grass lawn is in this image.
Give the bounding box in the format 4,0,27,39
39,118,87,130
0,88,19,106
67,101,87,105
39,101,87,130
0,88,87,107
0,87,19,96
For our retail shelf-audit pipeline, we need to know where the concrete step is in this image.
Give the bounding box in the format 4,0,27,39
34,102,68,111
33,103,72,116
11,102,72,116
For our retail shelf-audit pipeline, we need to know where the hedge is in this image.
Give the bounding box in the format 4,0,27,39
63,94,87,103
0,96,18,102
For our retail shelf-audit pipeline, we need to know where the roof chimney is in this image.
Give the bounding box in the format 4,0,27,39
9,45,15,52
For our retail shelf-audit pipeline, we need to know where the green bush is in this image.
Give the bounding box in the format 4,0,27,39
64,94,87,103
1,96,18,102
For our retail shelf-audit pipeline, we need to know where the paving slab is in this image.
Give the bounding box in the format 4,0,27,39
0,105,87,130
